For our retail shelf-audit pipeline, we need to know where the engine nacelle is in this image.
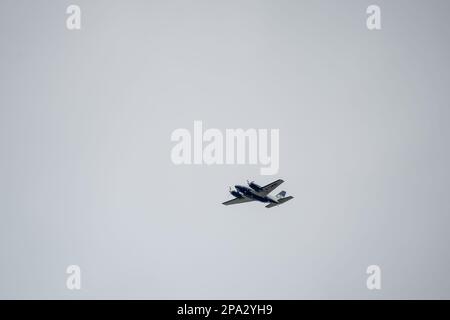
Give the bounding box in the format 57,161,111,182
249,181,262,192
230,190,242,198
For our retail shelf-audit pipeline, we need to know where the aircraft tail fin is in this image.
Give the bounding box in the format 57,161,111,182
276,191,286,199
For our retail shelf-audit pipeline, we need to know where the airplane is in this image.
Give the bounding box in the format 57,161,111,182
222,179,294,208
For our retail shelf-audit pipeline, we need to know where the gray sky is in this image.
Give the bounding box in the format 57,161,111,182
1,0,450,299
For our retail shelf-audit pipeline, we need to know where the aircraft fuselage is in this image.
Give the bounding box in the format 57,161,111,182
235,185,278,204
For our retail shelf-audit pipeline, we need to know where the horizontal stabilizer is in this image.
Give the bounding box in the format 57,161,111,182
265,196,294,208
278,196,294,204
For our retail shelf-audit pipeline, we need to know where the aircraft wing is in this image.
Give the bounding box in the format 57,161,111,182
259,179,284,196
222,197,254,206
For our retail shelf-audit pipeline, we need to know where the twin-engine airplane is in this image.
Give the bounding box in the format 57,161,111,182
222,179,294,208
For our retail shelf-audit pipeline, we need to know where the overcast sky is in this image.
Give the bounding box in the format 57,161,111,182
1,0,450,299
